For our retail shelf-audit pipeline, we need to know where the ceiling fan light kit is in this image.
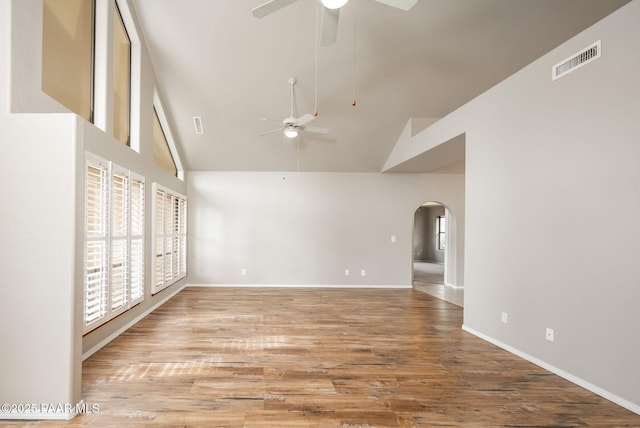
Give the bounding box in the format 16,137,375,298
284,127,299,139
321,0,349,9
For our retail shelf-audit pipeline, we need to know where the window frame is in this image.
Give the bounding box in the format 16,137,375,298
41,0,96,122
152,183,187,294
436,215,446,251
153,91,184,180
83,153,145,334
112,1,132,146
152,106,178,177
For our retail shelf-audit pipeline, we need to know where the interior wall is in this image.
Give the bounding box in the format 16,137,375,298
1,0,187,416
466,2,640,409
0,0,81,413
0,113,82,413
385,0,640,411
187,172,464,287
413,205,445,263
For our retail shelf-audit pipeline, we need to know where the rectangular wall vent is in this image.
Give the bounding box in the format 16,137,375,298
193,116,204,135
552,40,601,81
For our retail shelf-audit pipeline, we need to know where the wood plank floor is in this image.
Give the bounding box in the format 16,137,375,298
8,287,639,427
413,282,464,308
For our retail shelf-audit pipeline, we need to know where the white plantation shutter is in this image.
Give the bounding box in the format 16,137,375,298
84,158,109,327
152,184,187,294
154,188,165,291
130,176,144,303
164,192,174,283
179,198,187,275
111,168,129,312
83,153,146,333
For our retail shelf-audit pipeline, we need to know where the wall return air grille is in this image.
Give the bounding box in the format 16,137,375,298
552,40,601,81
193,116,204,135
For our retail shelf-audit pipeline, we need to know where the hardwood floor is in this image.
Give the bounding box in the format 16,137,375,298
7,287,639,427
412,282,464,308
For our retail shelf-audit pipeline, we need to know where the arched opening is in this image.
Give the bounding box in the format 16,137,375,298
412,202,463,307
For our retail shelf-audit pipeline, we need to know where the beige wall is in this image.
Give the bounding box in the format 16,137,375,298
187,171,464,288
385,0,640,413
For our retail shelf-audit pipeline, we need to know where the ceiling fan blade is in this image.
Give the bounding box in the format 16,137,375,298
302,126,330,135
297,113,315,126
320,7,339,46
372,0,417,11
261,117,282,124
252,0,299,18
260,128,283,136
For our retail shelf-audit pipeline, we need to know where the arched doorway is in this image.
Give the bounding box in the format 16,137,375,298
412,202,463,307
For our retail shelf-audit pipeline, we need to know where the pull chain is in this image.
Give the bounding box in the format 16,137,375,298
352,1,357,107
314,0,320,116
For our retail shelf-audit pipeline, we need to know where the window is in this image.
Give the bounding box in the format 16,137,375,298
437,215,446,251
84,154,145,332
130,176,145,302
85,157,109,326
43,0,138,147
152,184,187,294
42,0,94,121
113,3,131,145
152,107,178,177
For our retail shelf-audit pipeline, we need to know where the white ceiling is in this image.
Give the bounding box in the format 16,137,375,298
131,0,629,173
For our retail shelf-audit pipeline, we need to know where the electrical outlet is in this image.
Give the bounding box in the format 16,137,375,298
501,312,508,323
546,327,554,342
241,268,247,276
345,269,350,276
360,269,366,276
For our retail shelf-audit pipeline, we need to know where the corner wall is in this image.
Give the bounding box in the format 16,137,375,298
386,0,640,412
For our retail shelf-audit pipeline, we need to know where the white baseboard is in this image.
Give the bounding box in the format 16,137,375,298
444,282,464,289
461,324,640,415
188,283,411,289
82,284,187,361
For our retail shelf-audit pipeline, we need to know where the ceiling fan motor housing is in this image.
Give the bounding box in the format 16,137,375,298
283,117,297,126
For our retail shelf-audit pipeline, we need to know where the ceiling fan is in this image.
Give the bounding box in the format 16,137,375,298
252,0,417,46
260,77,329,139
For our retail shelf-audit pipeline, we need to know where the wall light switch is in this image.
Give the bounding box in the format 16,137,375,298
345,269,350,276
241,268,247,276
391,235,396,243
361,269,366,276
501,312,508,323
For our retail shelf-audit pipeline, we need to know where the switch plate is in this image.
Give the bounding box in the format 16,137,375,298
546,327,554,342
241,268,247,276
391,235,396,243
345,269,350,276
361,269,366,276
501,312,508,323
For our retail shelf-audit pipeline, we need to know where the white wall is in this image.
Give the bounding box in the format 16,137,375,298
1,0,81,415
0,113,83,416
187,172,464,287
385,0,640,412
0,0,187,418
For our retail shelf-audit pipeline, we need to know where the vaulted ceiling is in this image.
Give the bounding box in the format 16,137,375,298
131,0,629,172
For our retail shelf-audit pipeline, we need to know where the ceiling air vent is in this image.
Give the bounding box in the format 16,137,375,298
193,116,204,135
552,40,601,81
